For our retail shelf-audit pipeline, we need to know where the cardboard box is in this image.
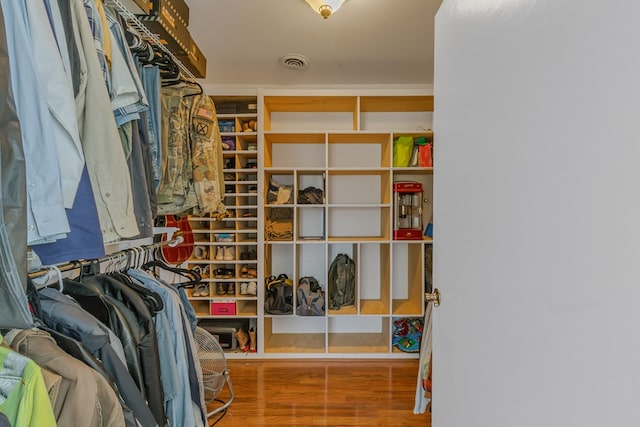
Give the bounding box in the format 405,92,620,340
149,0,189,27
139,2,191,55
210,299,236,315
120,0,150,14
177,36,207,78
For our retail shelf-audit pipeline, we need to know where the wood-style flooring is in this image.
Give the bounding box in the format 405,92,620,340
206,359,431,426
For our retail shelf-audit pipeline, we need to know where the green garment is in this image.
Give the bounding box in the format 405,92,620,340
0,336,56,427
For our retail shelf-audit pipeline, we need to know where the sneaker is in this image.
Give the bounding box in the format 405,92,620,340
239,282,249,295
223,246,235,261
246,281,257,296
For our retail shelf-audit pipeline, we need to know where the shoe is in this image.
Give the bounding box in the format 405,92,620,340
215,247,224,260
240,282,249,295
240,266,249,278
223,246,235,261
221,136,235,150
246,267,257,278
192,246,208,260
249,327,257,352
192,265,210,279
216,233,235,242
246,281,257,296
193,283,209,297
226,283,236,296
216,282,227,295
235,329,249,352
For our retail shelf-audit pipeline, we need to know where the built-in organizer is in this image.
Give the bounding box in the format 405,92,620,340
188,93,433,358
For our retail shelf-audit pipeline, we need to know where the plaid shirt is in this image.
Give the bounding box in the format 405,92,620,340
83,0,112,95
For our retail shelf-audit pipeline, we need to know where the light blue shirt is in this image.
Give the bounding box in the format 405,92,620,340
127,269,197,427
26,0,85,209
0,0,70,245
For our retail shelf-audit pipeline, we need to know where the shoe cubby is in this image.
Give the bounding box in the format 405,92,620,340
186,95,259,344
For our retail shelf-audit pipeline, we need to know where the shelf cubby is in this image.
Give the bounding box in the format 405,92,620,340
327,316,389,353
263,317,327,353
391,242,425,316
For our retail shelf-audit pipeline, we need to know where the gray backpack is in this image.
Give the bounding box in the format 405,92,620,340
296,276,325,316
327,254,356,310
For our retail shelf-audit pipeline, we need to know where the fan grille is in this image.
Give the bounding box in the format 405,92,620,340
195,327,228,402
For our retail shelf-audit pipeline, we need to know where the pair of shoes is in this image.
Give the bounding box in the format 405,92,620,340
240,250,257,260
213,268,234,279
215,246,235,261
192,283,209,297
240,266,256,278
216,282,235,295
235,329,250,352
216,233,235,242
239,281,257,296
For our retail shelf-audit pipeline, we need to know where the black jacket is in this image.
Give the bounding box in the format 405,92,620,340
79,273,167,427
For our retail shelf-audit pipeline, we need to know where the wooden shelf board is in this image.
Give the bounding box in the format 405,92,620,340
360,96,434,113
265,96,357,113
264,333,326,353
360,300,390,316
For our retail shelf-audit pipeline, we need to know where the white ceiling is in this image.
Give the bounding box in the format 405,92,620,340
184,0,443,90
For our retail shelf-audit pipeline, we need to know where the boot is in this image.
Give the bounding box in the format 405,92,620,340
249,327,257,353
235,328,250,352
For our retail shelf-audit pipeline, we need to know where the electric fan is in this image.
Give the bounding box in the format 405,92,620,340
194,326,234,417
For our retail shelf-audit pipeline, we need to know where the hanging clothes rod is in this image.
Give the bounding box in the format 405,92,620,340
28,234,184,279
105,0,198,82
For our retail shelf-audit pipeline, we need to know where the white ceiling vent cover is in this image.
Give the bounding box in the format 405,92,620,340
279,54,310,70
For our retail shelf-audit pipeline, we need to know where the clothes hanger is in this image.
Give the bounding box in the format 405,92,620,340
141,258,202,288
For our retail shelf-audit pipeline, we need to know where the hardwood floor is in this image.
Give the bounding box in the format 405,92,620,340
206,359,431,426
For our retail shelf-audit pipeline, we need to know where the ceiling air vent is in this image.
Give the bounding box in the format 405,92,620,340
279,54,310,70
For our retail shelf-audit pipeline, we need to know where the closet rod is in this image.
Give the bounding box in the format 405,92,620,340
28,234,184,279
105,0,198,82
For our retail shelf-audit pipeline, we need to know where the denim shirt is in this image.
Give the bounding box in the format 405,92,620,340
127,269,198,427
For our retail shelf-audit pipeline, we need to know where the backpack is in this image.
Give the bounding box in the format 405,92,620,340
296,276,325,316
327,253,356,310
265,275,293,315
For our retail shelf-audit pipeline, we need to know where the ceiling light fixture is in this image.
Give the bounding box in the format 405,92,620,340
304,0,347,19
